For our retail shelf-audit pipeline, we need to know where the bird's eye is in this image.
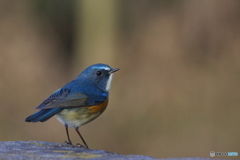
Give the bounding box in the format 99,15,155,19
96,71,102,76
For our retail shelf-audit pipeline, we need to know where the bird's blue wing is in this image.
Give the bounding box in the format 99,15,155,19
36,88,71,109
36,86,107,110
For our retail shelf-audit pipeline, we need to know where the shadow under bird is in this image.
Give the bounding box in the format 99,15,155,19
25,63,120,149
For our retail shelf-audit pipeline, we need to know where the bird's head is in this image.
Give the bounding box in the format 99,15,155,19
76,63,119,92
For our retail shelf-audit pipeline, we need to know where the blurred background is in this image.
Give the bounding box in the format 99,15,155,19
0,0,239,159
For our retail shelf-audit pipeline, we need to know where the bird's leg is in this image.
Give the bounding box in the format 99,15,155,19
75,127,89,149
64,125,72,145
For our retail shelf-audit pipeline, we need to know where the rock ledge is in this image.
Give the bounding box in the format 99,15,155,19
0,141,225,160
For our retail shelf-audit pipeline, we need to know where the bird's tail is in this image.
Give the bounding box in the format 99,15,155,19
25,108,63,122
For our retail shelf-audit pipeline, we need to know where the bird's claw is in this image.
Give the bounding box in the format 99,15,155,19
64,141,72,145
76,143,89,149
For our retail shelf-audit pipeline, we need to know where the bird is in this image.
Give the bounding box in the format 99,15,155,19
25,63,119,149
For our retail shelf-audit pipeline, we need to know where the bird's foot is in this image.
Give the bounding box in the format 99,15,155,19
76,143,89,149
64,141,72,145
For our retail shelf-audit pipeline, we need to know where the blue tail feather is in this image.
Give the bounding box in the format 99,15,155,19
25,108,63,122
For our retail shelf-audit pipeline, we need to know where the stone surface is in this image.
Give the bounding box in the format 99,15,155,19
0,141,226,160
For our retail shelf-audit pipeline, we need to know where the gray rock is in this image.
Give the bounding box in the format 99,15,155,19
0,141,227,160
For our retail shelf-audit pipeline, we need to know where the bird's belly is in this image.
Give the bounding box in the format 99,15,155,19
55,99,108,128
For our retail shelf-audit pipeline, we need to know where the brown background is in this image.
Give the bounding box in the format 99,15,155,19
0,0,239,159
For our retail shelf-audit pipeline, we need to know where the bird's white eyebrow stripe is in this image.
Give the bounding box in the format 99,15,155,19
93,66,110,70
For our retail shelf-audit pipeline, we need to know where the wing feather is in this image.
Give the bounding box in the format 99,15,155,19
36,87,106,109
36,88,89,109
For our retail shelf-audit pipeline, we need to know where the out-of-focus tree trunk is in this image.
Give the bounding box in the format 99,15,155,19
73,0,118,71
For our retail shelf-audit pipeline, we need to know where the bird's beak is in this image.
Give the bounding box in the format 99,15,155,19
109,68,120,74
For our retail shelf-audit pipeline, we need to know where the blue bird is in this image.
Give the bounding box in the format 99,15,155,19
25,63,119,149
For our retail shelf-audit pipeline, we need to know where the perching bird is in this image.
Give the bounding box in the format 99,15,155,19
25,63,119,149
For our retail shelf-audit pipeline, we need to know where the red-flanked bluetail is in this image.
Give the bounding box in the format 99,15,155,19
25,63,120,149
